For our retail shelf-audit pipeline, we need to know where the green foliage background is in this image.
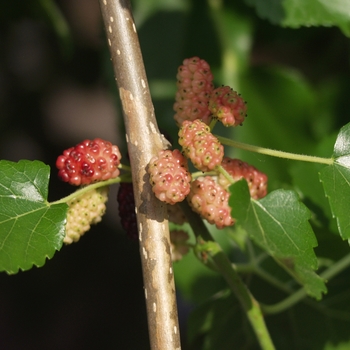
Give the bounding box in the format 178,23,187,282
0,0,350,349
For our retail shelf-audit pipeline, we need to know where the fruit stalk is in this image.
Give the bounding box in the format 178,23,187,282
98,1,181,349
180,200,276,350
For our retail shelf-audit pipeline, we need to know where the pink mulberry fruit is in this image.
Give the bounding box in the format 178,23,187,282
173,57,214,125
148,149,192,205
178,119,224,172
219,157,268,200
208,86,247,127
187,176,234,229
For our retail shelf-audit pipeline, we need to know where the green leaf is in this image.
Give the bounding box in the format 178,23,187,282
244,0,285,24
188,291,257,349
0,160,67,274
319,122,350,240
282,0,350,36
245,0,350,36
229,180,326,299
325,341,350,350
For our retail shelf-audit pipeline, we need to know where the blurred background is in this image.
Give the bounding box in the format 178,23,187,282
0,0,349,349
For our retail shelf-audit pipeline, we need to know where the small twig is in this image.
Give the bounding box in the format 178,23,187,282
99,1,181,349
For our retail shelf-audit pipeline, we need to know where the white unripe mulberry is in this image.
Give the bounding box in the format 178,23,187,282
64,187,109,244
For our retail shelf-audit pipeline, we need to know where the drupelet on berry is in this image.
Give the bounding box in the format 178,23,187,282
173,56,214,126
56,138,122,186
218,157,268,200
187,176,234,229
148,149,192,205
64,187,109,244
208,86,247,127
178,119,224,172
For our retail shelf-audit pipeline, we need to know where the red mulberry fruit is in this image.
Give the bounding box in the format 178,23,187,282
56,138,122,186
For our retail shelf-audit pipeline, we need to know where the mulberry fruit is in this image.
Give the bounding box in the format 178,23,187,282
219,157,268,200
56,138,122,186
208,86,247,127
178,119,224,172
64,187,109,244
187,176,234,229
148,149,192,205
173,57,214,125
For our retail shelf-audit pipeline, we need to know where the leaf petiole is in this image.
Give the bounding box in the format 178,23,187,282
216,135,334,165
51,173,132,205
260,252,350,314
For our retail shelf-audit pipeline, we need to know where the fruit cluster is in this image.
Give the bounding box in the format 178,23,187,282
55,56,267,250
147,56,268,229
